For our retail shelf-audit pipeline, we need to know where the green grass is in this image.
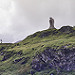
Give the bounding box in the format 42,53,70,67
0,26,75,75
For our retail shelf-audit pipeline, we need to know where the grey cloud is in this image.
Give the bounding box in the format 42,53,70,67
14,0,75,27
1,0,75,42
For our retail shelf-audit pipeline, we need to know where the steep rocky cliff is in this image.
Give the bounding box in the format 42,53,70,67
31,47,75,75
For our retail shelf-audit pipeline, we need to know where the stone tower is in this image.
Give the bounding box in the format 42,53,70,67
49,17,55,29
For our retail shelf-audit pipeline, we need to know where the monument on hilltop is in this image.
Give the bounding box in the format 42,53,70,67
49,17,55,29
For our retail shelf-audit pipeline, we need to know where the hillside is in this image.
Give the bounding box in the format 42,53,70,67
0,26,75,75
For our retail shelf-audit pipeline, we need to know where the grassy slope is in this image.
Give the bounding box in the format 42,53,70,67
0,27,75,75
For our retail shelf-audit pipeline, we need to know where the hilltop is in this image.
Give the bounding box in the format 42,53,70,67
0,26,75,75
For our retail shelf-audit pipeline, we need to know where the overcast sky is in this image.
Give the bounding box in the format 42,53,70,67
0,0,75,43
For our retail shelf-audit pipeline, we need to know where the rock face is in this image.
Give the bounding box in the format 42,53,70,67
31,47,75,74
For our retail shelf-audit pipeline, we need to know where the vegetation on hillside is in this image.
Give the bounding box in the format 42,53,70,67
0,26,75,75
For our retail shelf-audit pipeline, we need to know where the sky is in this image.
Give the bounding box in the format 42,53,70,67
0,0,75,43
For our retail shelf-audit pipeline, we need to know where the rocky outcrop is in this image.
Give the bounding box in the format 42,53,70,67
31,47,75,74
39,26,75,38
59,26,74,33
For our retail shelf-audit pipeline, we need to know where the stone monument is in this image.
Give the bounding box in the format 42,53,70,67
49,17,55,29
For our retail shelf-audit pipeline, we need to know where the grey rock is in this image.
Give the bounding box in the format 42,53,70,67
31,48,75,73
